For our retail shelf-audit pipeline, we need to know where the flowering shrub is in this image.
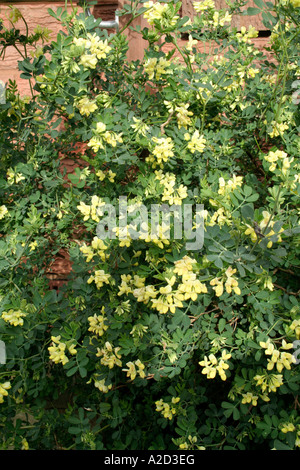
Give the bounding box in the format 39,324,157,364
0,0,299,450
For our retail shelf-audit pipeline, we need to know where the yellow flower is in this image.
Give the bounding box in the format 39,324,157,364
185,130,206,153
29,241,38,252
87,270,111,289
96,342,122,369
123,361,137,380
268,121,289,138
155,397,180,420
144,57,171,81
175,103,194,129
94,378,112,393
67,343,77,355
245,225,258,242
193,0,215,11
210,278,224,297
224,267,241,295
96,169,106,181
254,373,283,393
1,309,27,326
88,311,108,336
241,392,258,406
173,255,197,275
290,0,300,7
7,168,25,184
218,174,243,195
153,136,174,162
79,53,97,69
0,381,11,404
76,97,98,116
143,1,179,27
21,438,29,450
199,351,231,381
281,423,296,433
48,336,69,365
290,319,300,339
236,25,258,43
0,205,8,219
178,272,207,301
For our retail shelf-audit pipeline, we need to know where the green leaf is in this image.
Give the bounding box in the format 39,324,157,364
253,0,265,9
273,440,292,450
68,426,82,435
218,318,226,333
245,7,261,15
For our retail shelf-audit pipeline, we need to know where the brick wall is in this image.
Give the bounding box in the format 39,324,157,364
0,1,119,94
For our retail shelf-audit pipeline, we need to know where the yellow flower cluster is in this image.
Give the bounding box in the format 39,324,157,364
280,422,300,446
118,274,146,296
88,308,108,337
199,350,231,381
93,377,112,393
7,168,25,185
290,319,300,339
241,391,258,406
0,382,11,404
73,33,111,70
245,211,284,248
290,0,300,8
131,116,150,136
164,101,194,129
281,422,296,433
80,236,109,263
175,103,194,129
193,0,215,11
144,57,171,81
184,130,206,154
48,335,77,366
155,170,188,205
151,279,184,314
143,1,179,27
0,205,8,220
1,309,27,327
218,174,243,196
117,256,208,315
210,266,241,297
260,339,296,372
87,269,111,290
174,255,196,275
155,397,180,420
76,96,98,116
206,206,231,227
123,359,146,380
264,148,294,176
211,11,232,27
96,168,116,182
236,25,258,43
254,373,283,393
88,121,123,152
142,223,171,249
178,272,208,301
96,341,122,369
77,195,106,222
146,136,174,168
267,120,289,138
